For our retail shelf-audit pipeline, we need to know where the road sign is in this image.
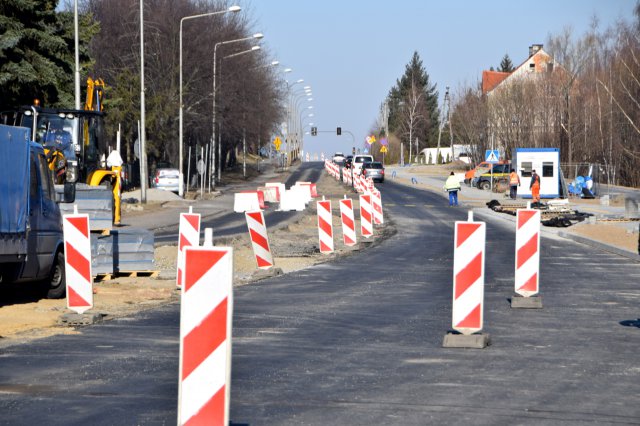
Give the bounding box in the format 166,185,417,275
485,150,500,163
273,137,282,151
380,146,388,153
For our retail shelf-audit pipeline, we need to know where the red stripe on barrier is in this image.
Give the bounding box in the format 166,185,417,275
517,210,537,229
455,253,482,299
66,242,90,280
456,223,481,248
185,215,200,231
343,235,355,245
341,213,354,229
185,386,225,426
67,216,89,238
182,298,228,381
246,211,264,226
256,255,272,268
319,217,332,235
249,228,269,250
518,272,538,292
184,250,227,292
516,234,538,269
320,241,332,252
67,285,91,307
456,304,481,329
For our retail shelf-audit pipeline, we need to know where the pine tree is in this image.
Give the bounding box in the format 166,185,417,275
387,51,439,148
498,53,515,72
0,1,97,109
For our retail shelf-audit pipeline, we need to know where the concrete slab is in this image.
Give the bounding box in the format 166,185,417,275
58,312,103,326
511,295,543,309
442,332,491,349
251,267,284,281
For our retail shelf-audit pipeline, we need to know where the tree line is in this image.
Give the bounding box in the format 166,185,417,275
0,0,283,180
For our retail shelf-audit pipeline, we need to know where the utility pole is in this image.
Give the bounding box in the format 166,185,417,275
435,86,450,165
139,0,147,203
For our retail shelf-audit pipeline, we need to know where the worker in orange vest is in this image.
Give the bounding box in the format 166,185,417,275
509,168,520,199
530,169,541,204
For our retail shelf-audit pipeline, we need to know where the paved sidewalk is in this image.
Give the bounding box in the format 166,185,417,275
386,164,640,262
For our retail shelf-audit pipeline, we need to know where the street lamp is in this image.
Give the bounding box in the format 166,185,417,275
179,5,241,197
214,32,264,183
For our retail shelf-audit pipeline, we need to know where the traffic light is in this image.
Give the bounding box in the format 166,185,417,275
337,127,342,135
311,126,317,136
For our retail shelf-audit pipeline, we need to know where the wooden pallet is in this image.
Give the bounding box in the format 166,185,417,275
94,270,159,281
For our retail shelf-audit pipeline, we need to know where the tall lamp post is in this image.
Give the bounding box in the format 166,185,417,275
179,5,241,197
214,33,264,183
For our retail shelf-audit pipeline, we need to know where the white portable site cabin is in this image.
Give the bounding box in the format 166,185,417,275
513,148,561,199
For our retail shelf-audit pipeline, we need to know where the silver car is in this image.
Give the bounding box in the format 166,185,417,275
153,168,180,192
361,161,385,183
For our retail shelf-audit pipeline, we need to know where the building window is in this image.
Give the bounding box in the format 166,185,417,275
521,162,532,177
542,162,554,177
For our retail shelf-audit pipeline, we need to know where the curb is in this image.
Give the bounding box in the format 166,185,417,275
557,231,640,262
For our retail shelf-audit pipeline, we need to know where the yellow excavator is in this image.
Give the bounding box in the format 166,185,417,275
0,77,122,225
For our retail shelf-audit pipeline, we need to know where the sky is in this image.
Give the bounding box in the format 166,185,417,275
245,0,636,158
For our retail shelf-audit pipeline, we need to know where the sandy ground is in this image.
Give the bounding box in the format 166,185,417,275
0,164,378,346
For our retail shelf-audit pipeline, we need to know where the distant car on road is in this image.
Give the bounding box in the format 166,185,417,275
352,154,374,175
153,168,180,193
475,163,510,190
332,152,345,164
362,161,385,183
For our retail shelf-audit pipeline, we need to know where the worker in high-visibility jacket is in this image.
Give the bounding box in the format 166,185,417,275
443,171,462,206
530,169,541,204
509,168,520,199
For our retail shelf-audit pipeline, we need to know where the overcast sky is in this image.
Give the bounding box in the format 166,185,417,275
247,0,635,158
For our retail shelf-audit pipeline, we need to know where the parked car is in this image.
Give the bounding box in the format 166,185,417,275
352,154,374,175
361,161,385,183
465,160,510,185
153,168,180,192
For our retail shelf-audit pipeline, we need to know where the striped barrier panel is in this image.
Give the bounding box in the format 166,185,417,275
339,197,357,246
371,188,384,225
245,211,274,269
515,208,541,297
63,210,93,314
359,194,373,238
178,230,233,425
452,214,486,335
177,208,201,289
317,199,334,253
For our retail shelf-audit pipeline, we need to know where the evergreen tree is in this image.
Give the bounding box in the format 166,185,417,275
387,51,439,148
0,1,98,109
498,53,515,72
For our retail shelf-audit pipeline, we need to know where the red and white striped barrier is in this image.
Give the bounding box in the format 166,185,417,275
515,208,541,297
233,191,265,213
278,189,306,211
339,197,357,246
452,212,486,335
317,198,334,253
245,211,274,269
370,188,384,225
258,186,279,204
63,208,93,314
295,181,318,198
359,194,373,238
265,182,284,202
177,207,201,289
178,229,233,426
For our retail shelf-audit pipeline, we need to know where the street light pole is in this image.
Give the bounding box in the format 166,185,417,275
214,33,264,183
179,5,241,197
140,0,147,203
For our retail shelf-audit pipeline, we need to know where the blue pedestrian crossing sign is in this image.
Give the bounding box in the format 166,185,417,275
485,150,500,163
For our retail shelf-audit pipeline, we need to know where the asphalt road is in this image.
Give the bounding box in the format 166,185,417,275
1,163,639,425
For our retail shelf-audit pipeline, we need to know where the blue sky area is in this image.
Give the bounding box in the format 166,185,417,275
246,0,635,158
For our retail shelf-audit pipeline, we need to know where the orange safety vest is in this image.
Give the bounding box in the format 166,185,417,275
509,171,520,185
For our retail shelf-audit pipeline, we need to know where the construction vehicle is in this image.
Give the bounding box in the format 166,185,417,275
0,124,75,298
0,78,122,225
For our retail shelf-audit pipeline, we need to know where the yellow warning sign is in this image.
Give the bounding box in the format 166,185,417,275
274,137,282,151
380,146,388,153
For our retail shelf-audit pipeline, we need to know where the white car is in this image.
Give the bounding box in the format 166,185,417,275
352,154,374,175
153,168,180,193
332,152,345,163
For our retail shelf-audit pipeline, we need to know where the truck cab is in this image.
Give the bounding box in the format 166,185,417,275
0,124,74,298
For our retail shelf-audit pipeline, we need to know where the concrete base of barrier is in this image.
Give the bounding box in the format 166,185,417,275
58,312,103,326
442,332,491,349
511,295,543,309
251,267,284,281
